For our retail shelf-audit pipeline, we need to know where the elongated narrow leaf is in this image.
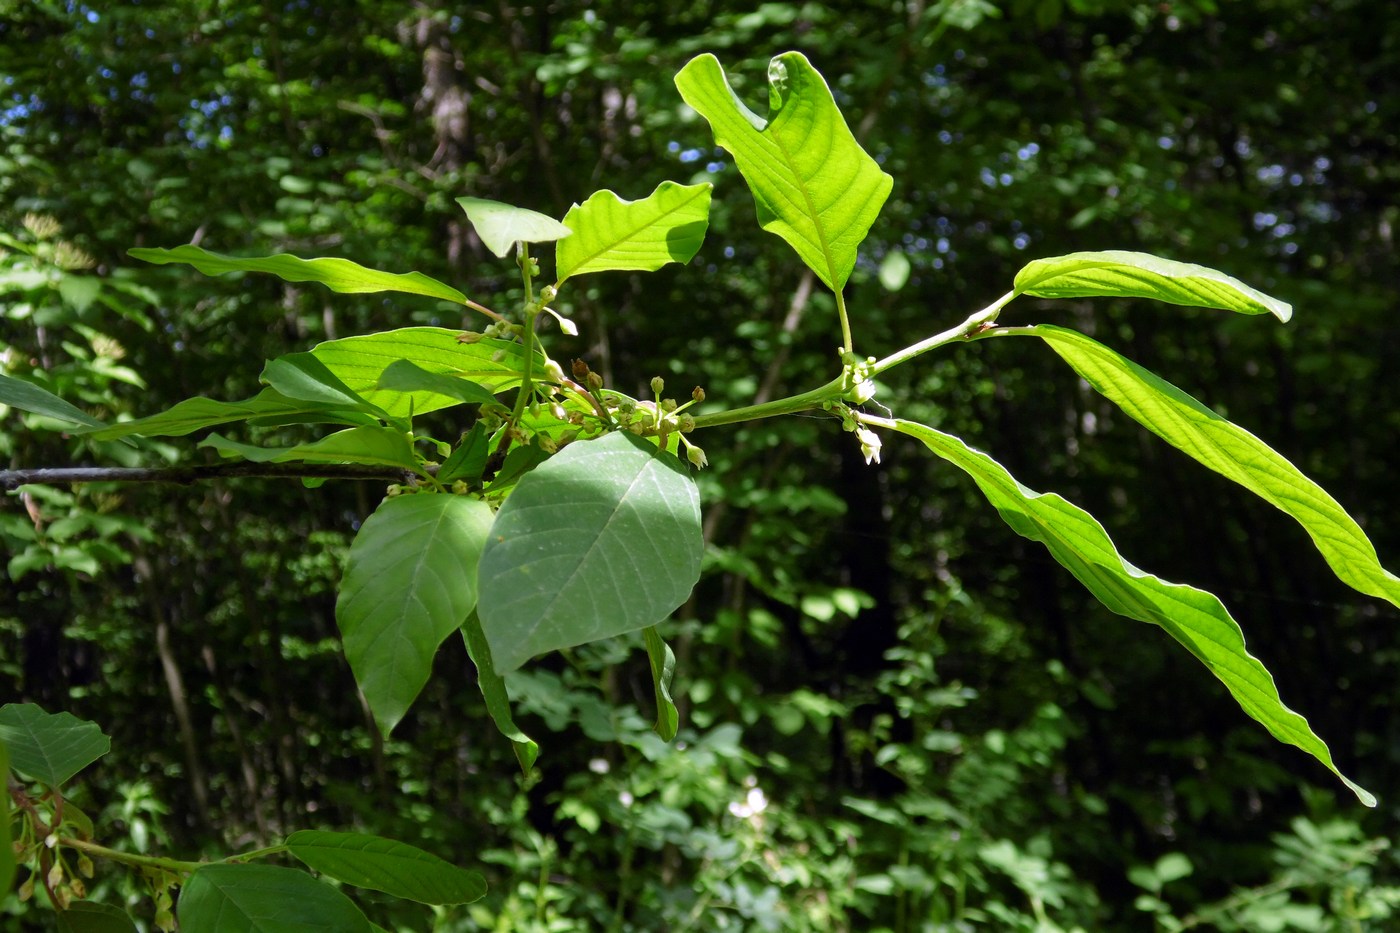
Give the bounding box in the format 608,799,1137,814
883,418,1372,806
477,432,703,673
261,353,389,419
56,901,140,933
1013,251,1292,321
311,328,533,419
177,864,371,933
675,52,893,292
0,374,105,428
287,830,486,905
644,626,679,741
1024,325,1400,608
199,426,419,471
0,705,110,788
129,245,467,305
556,182,712,283
0,734,12,893
86,389,375,440
376,360,500,407
461,613,539,772
456,198,571,258
336,494,495,734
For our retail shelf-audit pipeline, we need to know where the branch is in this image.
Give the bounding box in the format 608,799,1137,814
1,463,414,492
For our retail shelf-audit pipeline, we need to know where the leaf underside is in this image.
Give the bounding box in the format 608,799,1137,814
461,613,540,772
887,418,1373,807
456,197,572,258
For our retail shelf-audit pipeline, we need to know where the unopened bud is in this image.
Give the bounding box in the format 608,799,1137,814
156,907,176,933
572,359,590,379
54,885,72,910
537,435,558,454
78,854,94,879
543,360,566,383
686,445,709,468
47,862,63,887
69,877,86,899
692,386,705,402
456,331,483,344
549,402,567,421
45,834,58,849
586,371,603,391
650,376,665,397
678,414,695,432
452,480,469,494
18,876,34,901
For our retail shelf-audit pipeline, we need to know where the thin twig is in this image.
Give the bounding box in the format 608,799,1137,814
0,463,414,492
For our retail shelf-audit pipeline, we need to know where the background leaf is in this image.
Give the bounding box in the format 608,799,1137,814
882,418,1373,807
310,328,532,419
336,494,495,734
1024,325,1400,608
644,626,679,741
1013,250,1292,321
0,704,110,787
176,864,371,933
0,374,105,428
129,245,467,305
674,51,893,292
476,431,703,673
461,612,539,772
555,181,712,282
286,830,486,905
455,197,571,258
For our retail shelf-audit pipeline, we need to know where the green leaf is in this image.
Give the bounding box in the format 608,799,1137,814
1013,250,1292,321
644,626,679,741
56,901,140,933
556,181,712,283
128,245,467,305
883,418,1373,807
461,613,539,772
336,494,495,734
483,441,550,493
176,864,371,933
286,830,486,905
311,328,533,419
0,733,12,894
261,352,389,418
674,52,893,292
476,431,703,673
0,704,110,787
199,426,420,471
0,373,105,428
1024,325,1400,609
438,423,490,485
85,389,375,441
455,197,571,259
376,360,500,407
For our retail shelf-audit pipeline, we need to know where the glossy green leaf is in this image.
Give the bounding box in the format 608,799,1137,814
376,360,500,407
1025,325,1400,608
0,733,12,894
0,373,105,428
177,864,371,933
883,417,1373,806
1013,250,1292,321
287,830,486,905
129,245,467,305
461,613,539,772
199,426,419,471
260,352,388,418
674,52,893,292
456,197,571,259
438,423,490,485
311,328,533,419
556,181,712,283
0,704,110,788
644,626,679,741
336,494,495,734
477,431,703,673
86,389,375,440
56,901,140,933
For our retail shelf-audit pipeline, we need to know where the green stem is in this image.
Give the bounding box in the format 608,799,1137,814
869,290,1016,376
59,837,205,875
509,242,539,429
835,288,853,354
688,375,847,430
222,843,290,864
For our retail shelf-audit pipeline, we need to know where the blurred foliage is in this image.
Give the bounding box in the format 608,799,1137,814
2,0,1399,929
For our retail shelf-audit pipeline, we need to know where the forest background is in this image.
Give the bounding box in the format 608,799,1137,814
2,0,1399,929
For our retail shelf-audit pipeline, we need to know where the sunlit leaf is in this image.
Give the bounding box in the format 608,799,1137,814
376,360,500,407
199,426,419,471
477,432,703,673
675,52,893,291
462,613,539,772
84,390,375,440
0,704,110,788
177,864,371,933
129,245,467,305
1024,325,1400,608
336,494,494,734
644,626,679,741
456,197,571,258
286,830,486,905
1013,250,1292,321
883,417,1373,807
556,181,712,283
0,373,105,428
261,352,390,418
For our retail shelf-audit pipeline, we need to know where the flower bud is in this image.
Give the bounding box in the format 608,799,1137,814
586,371,604,391
18,876,34,901
650,376,665,397
69,877,86,899
543,360,566,383
78,854,94,878
687,445,709,468
456,331,483,344
692,386,706,402
47,862,63,887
